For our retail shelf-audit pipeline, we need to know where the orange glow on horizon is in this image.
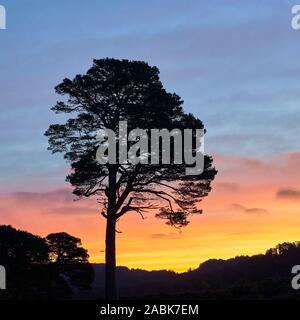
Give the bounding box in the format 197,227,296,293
1,152,300,272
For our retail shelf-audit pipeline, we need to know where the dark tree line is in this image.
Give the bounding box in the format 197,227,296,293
87,241,300,300
0,225,94,300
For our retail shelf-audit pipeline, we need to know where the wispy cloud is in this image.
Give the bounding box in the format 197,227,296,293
47,206,97,215
276,188,300,201
215,182,239,192
230,203,269,215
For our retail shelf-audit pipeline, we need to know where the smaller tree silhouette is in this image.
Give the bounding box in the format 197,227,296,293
46,232,94,292
0,225,48,266
0,225,94,299
46,232,89,264
0,225,50,299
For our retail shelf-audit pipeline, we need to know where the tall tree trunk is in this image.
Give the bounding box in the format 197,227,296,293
105,165,118,300
105,216,117,299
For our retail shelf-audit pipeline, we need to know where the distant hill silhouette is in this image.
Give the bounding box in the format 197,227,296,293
84,241,300,300
1,225,300,300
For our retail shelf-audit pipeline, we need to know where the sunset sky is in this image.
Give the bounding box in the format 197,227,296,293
1,0,300,272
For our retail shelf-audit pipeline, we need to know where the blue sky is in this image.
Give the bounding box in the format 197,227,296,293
0,0,300,192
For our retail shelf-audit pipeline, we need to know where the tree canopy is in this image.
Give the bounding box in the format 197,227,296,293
45,58,217,228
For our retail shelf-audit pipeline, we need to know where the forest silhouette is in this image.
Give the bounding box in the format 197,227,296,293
88,241,300,300
0,225,94,300
0,225,300,300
